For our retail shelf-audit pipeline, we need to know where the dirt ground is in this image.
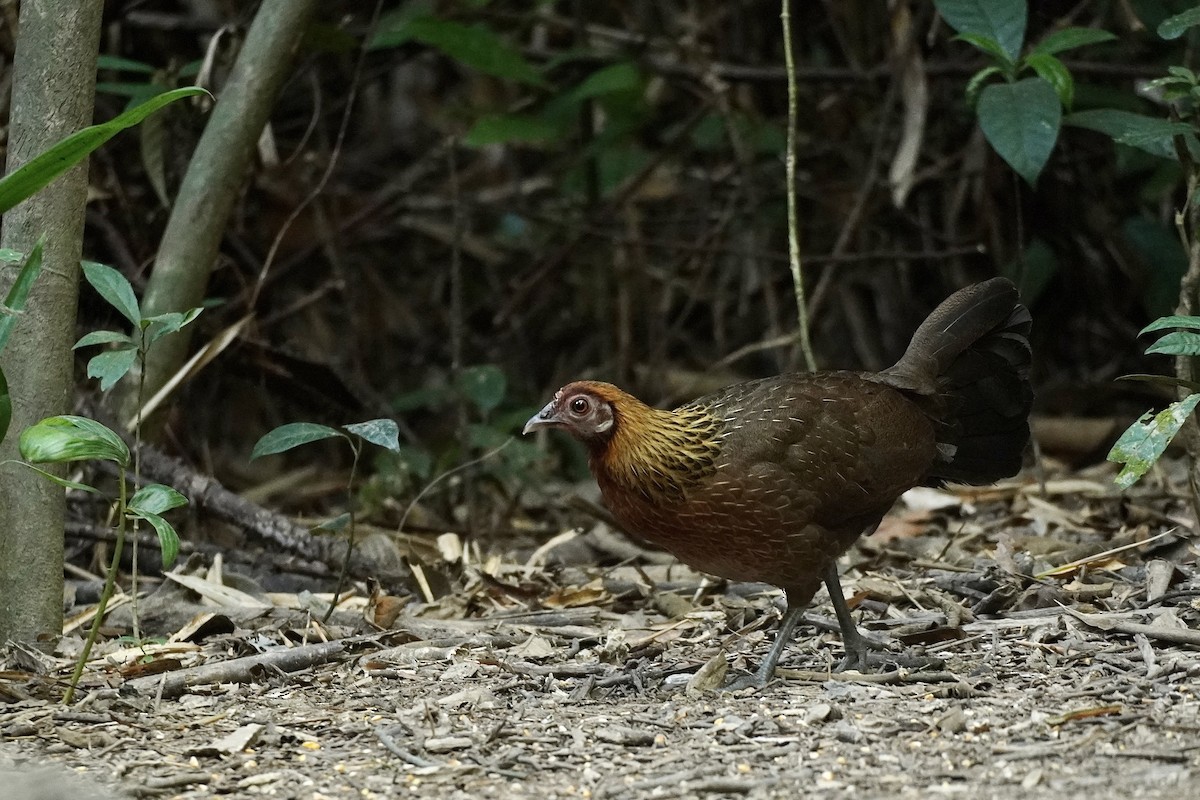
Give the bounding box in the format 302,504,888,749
2,472,1199,799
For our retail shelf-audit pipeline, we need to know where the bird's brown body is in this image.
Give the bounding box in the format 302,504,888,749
587,374,936,604
526,278,1033,684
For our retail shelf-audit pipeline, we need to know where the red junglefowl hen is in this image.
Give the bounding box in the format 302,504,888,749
524,278,1032,687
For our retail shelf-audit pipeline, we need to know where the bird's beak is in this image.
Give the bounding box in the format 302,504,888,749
523,401,560,435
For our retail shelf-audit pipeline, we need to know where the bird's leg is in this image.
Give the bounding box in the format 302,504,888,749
725,599,806,690
824,562,872,672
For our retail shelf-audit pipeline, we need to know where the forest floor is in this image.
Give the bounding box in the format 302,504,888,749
2,465,1199,800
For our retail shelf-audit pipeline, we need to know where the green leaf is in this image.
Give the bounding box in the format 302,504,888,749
1159,6,1200,39
1140,315,1200,335
96,54,157,74
954,33,1017,71
464,114,559,147
567,62,643,103
1108,394,1200,488
1065,109,1194,159
0,87,209,215
251,422,344,460
1024,53,1074,109
82,261,141,326
977,78,1061,185
457,365,507,413
344,419,401,452
74,330,134,349
144,308,202,344
6,460,102,493
0,367,9,445
130,510,180,568
935,0,1026,61
128,483,188,515
0,241,44,353
87,347,139,392
1146,331,1200,356
314,513,351,533
19,415,130,467
965,65,1005,107
1029,27,1116,56
371,16,546,87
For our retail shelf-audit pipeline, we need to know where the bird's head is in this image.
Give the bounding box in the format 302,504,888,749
523,381,627,446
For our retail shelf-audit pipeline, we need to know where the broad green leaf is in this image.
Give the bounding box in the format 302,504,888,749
344,419,401,452
1108,394,1200,488
1065,109,1193,159
0,87,209,215
0,242,44,352
977,78,1061,185
82,261,141,326
1159,6,1200,39
1024,53,1074,109
144,308,202,344
19,415,130,467
128,483,188,515
130,510,180,568
1029,27,1116,56
954,33,1017,71
935,0,1026,61
314,513,351,533
464,114,558,147
251,422,344,460
0,367,8,445
457,364,506,413
1140,315,1200,335
372,16,546,87
87,347,138,391
1146,331,1200,356
567,62,642,103
74,330,134,349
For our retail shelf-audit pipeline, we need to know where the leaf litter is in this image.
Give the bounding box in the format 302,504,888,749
2,459,1200,799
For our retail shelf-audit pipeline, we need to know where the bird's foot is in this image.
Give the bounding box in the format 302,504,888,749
722,659,776,691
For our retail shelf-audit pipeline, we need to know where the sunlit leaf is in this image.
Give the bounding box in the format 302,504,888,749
1108,395,1200,488
344,419,401,452
82,261,141,326
19,415,130,467
314,513,351,533
1065,109,1193,159
1146,331,1200,356
130,510,180,568
1024,53,1074,109
0,87,209,214
1140,315,1200,335
129,483,188,515
6,461,101,493
251,422,344,460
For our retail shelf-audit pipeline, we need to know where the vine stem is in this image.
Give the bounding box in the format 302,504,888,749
781,0,816,372
64,471,127,704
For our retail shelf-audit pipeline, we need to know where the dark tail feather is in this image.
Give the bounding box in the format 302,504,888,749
880,278,1033,485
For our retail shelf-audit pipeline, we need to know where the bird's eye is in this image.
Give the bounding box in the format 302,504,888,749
569,397,590,415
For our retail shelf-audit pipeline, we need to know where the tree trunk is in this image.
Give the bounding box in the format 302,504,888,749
0,0,103,645
122,0,320,431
